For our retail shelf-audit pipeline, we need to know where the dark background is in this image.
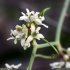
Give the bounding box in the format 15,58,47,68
0,0,70,70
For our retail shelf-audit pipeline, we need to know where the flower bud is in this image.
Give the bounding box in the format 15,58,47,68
16,25,22,31
67,47,70,56
63,54,69,61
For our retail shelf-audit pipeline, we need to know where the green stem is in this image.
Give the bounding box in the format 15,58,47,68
37,41,57,49
35,54,56,59
42,38,59,55
27,40,38,70
55,0,70,42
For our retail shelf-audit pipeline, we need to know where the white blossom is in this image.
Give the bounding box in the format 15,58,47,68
50,61,64,69
7,29,24,44
19,8,48,28
67,47,70,56
19,8,34,22
66,62,70,68
63,54,69,61
30,23,44,40
5,63,22,69
7,24,30,50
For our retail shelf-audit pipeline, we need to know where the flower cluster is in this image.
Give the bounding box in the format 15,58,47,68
7,8,48,50
5,63,22,69
50,61,70,69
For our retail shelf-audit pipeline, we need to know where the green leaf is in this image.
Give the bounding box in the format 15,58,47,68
40,8,50,16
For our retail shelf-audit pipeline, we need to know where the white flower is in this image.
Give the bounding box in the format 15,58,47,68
50,61,64,69
22,23,44,49
30,23,44,40
5,63,22,69
30,12,48,28
7,24,30,50
19,8,48,28
7,29,24,44
67,47,70,56
63,54,69,61
19,8,34,22
21,35,33,50
66,62,70,68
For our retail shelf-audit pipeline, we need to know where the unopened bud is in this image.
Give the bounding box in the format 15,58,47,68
16,25,22,31
67,47,70,56
63,54,69,61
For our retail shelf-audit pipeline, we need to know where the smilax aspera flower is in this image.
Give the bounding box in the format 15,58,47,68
19,8,48,28
7,8,48,50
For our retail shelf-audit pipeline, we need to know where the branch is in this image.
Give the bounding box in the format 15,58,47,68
35,54,57,59
55,0,70,42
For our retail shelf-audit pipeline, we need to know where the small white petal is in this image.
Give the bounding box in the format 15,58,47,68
7,37,14,40
24,42,30,49
5,63,12,69
39,16,45,21
14,39,17,44
35,12,39,18
26,8,30,16
11,30,18,36
31,23,35,33
10,30,14,35
21,12,25,16
30,15,35,22
26,8,29,13
50,61,64,69
24,46,27,50
35,34,44,40
31,11,34,14
27,43,30,48
12,63,22,69
36,27,41,33
19,16,28,21
41,23,48,28
20,39,25,46
35,19,42,25
66,62,70,68
26,35,33,43
67,47,70,55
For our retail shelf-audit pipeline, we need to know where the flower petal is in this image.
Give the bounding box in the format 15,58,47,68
50,61,64,69
19,16,28,21
26,35,33,43
11,30,18,36
36,27,41,33
66,62,70,68
26,8,30,16
5,63,12,69
24,42,30,49
14,39,17,44
35,19,42,25
12,63,22,69
41,23,48,28
31,23,35,33
35,34,44,40
20,39,25,47
39,16,45,21
21,12,25,16
7,37,14,40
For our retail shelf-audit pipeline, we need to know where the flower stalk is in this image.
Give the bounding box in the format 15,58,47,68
27,40,38,70
55,0,70,42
